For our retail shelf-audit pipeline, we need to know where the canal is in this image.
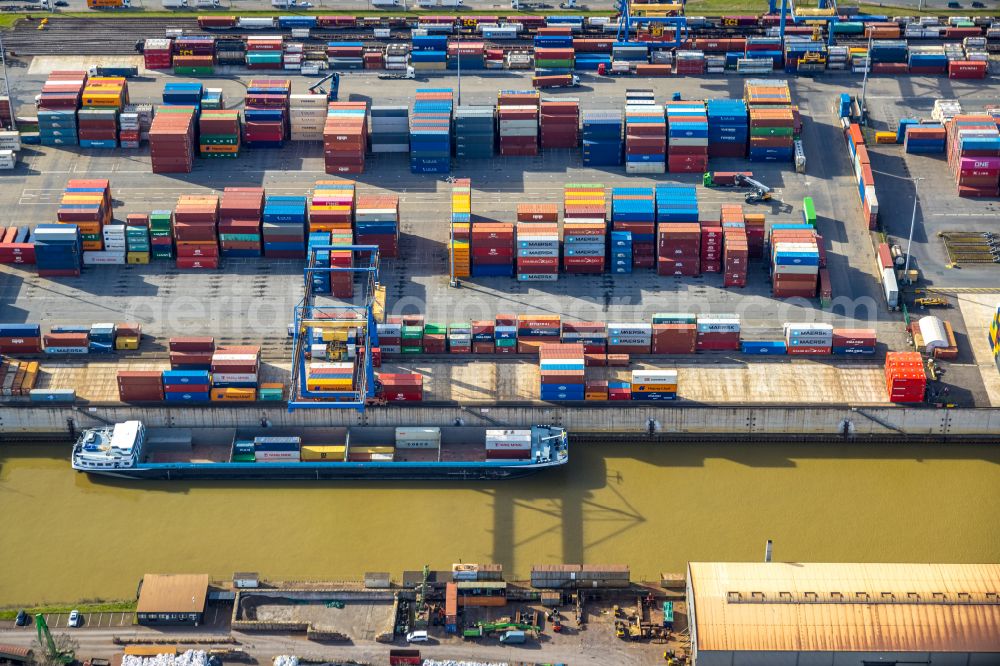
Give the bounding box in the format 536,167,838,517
1,442,998,605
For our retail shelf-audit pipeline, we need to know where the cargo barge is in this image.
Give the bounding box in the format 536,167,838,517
71,422,568,480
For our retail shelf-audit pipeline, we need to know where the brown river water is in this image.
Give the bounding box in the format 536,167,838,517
1,442,998,605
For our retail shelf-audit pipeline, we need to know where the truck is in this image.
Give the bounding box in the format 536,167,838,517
372,0,403,6
272,0,312,7
532,73,580,88
499,630,527,644
417,0,462,7
195,0,220,7
88,0,129,7
161,0,186,7
88,65,139,78
378,65,415,80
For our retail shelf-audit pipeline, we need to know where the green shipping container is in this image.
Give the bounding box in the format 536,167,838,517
401,346,423,354
750,126,794,137
232,452,256,463
424,322,447,335
258,387,283,401
173,66,215,76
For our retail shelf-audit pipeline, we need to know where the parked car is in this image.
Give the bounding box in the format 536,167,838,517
14,610,29,627
67,610,81,628
405,630,429,643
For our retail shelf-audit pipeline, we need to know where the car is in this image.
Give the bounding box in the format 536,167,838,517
947,1,961,6
67,610,81,628
14,610,29,627
54,1,68,5
972,1,985,6
405,630,429,643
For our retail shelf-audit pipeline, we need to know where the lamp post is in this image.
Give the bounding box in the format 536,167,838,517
872,170,922,284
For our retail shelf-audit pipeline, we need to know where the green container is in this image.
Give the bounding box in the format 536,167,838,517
152,249,174,259
652,313,697,324
81,233,101,242
401,346,423,354
200,152,239,159
750,126,794,137
127,243,151,252
257,387,284,401
200,135,240,145
220,233,260,243
424,322,447,335
173,66,215,76
232,452,256,463
496,338,517,348
402,326,423,339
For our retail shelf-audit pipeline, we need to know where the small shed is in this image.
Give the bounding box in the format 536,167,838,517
233,572,260,589
918,316,948,351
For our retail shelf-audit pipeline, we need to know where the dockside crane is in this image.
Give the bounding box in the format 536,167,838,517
35,614,74,665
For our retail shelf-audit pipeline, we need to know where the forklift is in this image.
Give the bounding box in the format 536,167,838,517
308,72,340,101
733,173,773,203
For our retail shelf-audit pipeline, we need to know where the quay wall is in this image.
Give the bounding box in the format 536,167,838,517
2,404,998,442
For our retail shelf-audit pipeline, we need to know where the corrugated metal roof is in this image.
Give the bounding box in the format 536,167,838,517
136,574,209,614
688,562,1000,653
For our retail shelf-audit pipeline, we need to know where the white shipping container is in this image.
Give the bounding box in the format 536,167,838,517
83,251,127,265
213,372,258,383
255,451,300,462
378,323,402,337
783,323,833,336
395,427,442,448
485,429,532,450
0,132,21,152
212,353,259,362
608,323,652,335
380,345,401,354
882,267,899,308
631,370,678,383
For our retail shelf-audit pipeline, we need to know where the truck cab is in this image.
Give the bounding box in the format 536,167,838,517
499,630,526,644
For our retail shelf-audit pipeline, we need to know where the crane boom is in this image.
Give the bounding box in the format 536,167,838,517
35,614,75,664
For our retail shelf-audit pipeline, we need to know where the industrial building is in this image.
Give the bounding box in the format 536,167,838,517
686,562,1000,666
136,573,209,626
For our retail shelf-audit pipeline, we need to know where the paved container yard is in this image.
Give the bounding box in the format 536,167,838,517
1,58,998,406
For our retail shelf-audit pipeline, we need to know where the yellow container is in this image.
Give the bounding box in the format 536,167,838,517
127,252,150,265
301,445,347,461
200,144,240,154
585,392,607,401
874,131,896,144
350,445,394,455
82,240,103,251
210,388,256,401
632,384,678,393
115,336,139,350
306,380,353,391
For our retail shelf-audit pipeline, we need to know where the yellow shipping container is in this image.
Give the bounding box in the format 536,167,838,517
585,392,607,401
115,336,140,350
82,240,103,251
301,445,347,461
127,252,150,265
632,384,678,393
210,388,256,401
350,445,394,455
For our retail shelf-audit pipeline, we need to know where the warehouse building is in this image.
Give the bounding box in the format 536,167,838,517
136,573,209,626
686,562,1000,666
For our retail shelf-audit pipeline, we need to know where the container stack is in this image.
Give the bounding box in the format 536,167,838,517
770,226,819,298
370,105,410,153
262,194,307,258
423,322,446,354
124,214,151,264
782,323,832,355
244,79,291,148
0,226,35,265
497,90,540,157
721,205,748,288
538,343,585,401
674,50,707,75
172,35,216,75
448,323,472,354
561,321,607,353
246,36,284,70
117,371,164,402
162,82,203,107
607,322,652,354
118,104,152,149
610,230,632,274
454,106,495,159
288,94,327,142
143,38,173,70
666,102,709,173
355,194,400,258
581,109,623,166
43,329,89,355
831,328,877,356
411,35,448,72
0,324,41,354
533,46,574,72
625,96,666,174
654,184,699,224
91,224,125,265
378,372,423,402
706,99,749,158
630,369,677,401
516,218,559,282
162,370,211,404
309,180,355,235
219,187,264,258
173,194,220,269
451,178,472,279
33,225,83,277
198,109,240,159
611,187,656,269
447,40,486,70
656,223,701,277
149,106,196,173
79,77,127,149
471,222,515,277
745,80,795,162
211,345,261,402
885,351,926,403
696,315,741,351
58,179,112,252
410,89,453,174
401,317,424,355
652,313,697,354
562,184,606,275
540,99,579,150
903,124,946,154
149,210,174,260
517,315,561,355
326,41,364,70
946,115,1000,198
38,71,86,147
324,102,369,174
